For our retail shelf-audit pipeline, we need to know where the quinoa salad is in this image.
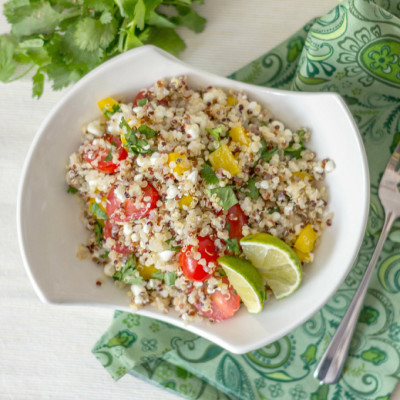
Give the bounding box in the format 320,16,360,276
66,76,334,322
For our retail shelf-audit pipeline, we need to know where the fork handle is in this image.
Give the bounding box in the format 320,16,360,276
314,210,397,384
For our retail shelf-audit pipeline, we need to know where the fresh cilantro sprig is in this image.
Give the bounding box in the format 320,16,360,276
120,117,157,155
93,220,103,245
152,270,177,286
0,0,206,98
102,104,121,119
200,163,219,185
206,186,238,211
242,178,259,200
284,130,306,159
258,140,279,163
90,202,109,220
206,125,224,149
67,185,78,194
226,237,241,255
113,254,143,285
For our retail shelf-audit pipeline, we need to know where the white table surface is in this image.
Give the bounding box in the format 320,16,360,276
2,1,400,399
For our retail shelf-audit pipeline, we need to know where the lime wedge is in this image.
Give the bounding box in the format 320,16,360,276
240,233,302,300
218,255,266,314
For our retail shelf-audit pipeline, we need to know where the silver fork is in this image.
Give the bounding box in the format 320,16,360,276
314,141,400,384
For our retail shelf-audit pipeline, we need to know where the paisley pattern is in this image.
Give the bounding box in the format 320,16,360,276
92,1,400,398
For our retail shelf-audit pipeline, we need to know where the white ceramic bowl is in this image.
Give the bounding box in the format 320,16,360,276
17,45,369,354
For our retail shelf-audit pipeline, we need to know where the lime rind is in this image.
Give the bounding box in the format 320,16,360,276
240,233,302,300
218,255,266,314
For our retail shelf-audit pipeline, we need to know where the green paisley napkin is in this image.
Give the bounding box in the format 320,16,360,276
92,0,400,398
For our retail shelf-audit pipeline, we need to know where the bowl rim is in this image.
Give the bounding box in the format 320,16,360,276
16,45,370,354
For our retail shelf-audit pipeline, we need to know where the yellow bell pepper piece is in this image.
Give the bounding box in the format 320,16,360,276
294,224,318,253
168,153,192,175
229,126,250,146
178,195,193,209
294,248,312,263
97,97,119,119
209,144,241,176
226,96,238,106
292,171,313,181
137,264,158,280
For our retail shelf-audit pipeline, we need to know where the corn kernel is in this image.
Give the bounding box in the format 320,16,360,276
226,96,238,106
294,224,318,253
209,144,241,176
168,153,192,175
137,264,158,280
229,126,250,146
178,195,193,209
97,97,119,119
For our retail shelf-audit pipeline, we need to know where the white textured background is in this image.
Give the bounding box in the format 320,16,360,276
2,1,399,399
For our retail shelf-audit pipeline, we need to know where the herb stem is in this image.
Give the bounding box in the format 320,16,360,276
7,64,34,82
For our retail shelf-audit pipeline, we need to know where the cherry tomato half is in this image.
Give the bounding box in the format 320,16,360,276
104,219,134,255
83,135,127,174
106,182,159,222
194,277,240,321
179,236,218,282
133,90,150,106
226,204,248,240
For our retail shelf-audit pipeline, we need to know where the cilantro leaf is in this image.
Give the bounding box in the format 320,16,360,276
74,18,118,52
206,125,223,149
284,130,306,159
259,140,278,163
268,207,280,214
170,5,206,33
134,0,146,30
120,117,155,154
226,237,241,255
144,27,185,56
137,98,148,106
103,149,113,161
90,202,109,220
242,178,259,200
147,11,176,28
217,268,227,276
151,270,177,285
206,186,238,211
168,245,182,252
0,35,17,82
100,251,110,258
113,255,143,285
137,124,158,139
93,220,103,245
67,185,78,194
200,164,219,185
102,104,121,119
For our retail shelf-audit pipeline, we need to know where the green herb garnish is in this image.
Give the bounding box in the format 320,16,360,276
268,207,280,214
259,140,279,163
90,202,109,220
206,125,224,149
200,163,219,185
103,149,113,162
137,98,148,107
67,185,78,194
226,237,241,255
100,251,110,259
120,117,157,155
242,178,259,200
93,220,103,245
206,186,238,211
151,270,177,286
217,268,227,277
102,104,121,119
284,130,306,159
0,1,206,98
113,255,143,285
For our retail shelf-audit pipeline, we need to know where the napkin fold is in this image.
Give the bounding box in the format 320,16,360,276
93,0,400,398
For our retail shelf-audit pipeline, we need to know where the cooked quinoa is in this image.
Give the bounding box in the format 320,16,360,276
66,76,334,322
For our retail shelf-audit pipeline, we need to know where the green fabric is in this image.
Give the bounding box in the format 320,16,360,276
92,0,400,398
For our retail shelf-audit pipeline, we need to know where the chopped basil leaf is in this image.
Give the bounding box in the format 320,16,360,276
67,185,78,194
113,255,142,285
100,251,110,259
102,104,121,119
226,237,241,255
120,117,155,155
103,149,113,161
137,98,148,106
137,124,158,139
206,186,238,211
259,140,279,162
93,220,103,245
90,202,109,220
200,164,219,185
284,130,306,159
242,178,259,200
206,125,223,149
217,268,227,276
